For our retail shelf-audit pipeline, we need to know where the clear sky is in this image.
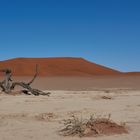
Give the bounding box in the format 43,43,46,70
0,0,140,72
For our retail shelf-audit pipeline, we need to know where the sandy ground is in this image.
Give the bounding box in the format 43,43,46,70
0,89,140,140
0,76,140,140
6,75,140,90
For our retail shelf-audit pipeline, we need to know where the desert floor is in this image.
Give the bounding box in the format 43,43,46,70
0,76,140,140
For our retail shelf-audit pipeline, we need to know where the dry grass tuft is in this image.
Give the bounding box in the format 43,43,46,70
35,113,56,121
101,96,112,100
59,114,128,137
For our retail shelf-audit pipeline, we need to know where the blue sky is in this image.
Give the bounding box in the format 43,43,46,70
0,0,140,72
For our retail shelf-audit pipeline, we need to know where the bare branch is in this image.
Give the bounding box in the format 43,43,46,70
11,82,50,96
0,82,5,91
27,64,38,85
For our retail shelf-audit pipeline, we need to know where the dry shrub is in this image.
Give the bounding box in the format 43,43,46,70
104,90,110,93
35,113,55,121
59,114,128,137
101,96,112,100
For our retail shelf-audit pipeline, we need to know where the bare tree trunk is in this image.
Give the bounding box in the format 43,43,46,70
4,71,12,93
0,69,12,93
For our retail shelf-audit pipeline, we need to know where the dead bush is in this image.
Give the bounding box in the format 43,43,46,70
35,113,55,121
59,114,128,137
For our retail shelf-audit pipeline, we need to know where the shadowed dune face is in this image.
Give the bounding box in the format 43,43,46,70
0,57,121,76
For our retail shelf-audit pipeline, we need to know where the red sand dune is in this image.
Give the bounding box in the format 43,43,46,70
125,72,140,75
0,57,122,76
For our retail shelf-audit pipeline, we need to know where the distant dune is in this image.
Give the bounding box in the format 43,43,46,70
0,57,122,76
124,72,140,75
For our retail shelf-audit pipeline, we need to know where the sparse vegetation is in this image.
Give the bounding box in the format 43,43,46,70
59,114,128,137
35,113,56,121
101,96,112,100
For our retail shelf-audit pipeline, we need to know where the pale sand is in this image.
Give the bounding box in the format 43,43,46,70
0,89,140,140
0,76,140,140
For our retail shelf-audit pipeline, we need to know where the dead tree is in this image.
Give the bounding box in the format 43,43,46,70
0,65,50,96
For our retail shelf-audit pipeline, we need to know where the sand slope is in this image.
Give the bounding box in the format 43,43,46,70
0,57,121,76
